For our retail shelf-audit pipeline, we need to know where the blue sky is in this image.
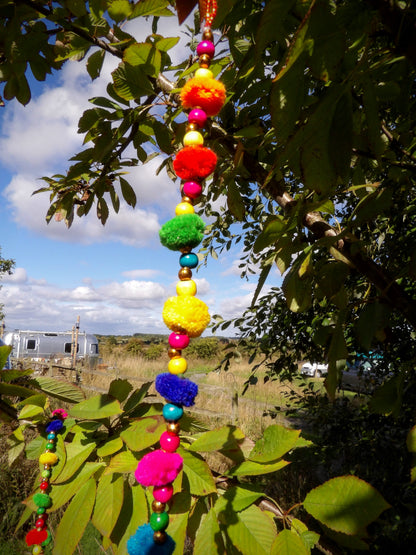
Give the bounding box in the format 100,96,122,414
0,16,280,336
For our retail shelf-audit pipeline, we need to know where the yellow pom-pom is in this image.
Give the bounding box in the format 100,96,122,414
39,452,58,466
168,357,188,375
195,68,213,79
175,202,195,216
183,130,204,146
176,279,197,296
163,296,210,338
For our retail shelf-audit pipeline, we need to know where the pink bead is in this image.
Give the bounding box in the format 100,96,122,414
196,40,215,58
188,108,207,128
153,484,174,504
160,431,180,453
183,181,203,199
169,332,190,350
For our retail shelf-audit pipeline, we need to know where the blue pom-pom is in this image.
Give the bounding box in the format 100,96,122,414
155,374,198,407
46,419,64,433
127,524,175,555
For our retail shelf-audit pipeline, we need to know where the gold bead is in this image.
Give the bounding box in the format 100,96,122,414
199,54,211,67
43,464,50,470
153,531,167,544
152,500,166,513
178,267,192,280
168,348,181,358
187,122,198,132
202,28,213,41
167,421,181,434
181,196,192,204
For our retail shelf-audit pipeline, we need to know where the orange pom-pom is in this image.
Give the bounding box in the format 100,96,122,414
180,76,226,117
173,146,217,180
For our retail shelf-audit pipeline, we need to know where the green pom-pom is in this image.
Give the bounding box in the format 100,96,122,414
159,214,205,251
42,531,52,546
33,493,52,508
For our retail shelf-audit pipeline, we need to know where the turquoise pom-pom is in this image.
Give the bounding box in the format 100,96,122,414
127,524,175,555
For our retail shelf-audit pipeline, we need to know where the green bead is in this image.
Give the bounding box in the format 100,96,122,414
46,443,55,450
41,470,51,479
36,507,46,515
149,511,169,532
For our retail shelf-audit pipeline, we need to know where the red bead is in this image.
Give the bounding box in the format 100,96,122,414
153,484,174,504
35,518,46,528
160,431,180,453
39,481,49,491
168,332,190,350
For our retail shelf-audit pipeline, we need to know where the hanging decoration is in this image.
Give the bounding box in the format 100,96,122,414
127,2,225,554
25,409,68,555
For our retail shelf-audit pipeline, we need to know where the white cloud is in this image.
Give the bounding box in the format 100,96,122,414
122,269,162,279
0,267,27,283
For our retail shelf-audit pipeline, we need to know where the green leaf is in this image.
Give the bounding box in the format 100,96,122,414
228,458,289,477
18,393,47,408
111,482,148,553
69,394,122,419
194,507,224,555
119,177,137,207
54,442,96,483
407,425,416,453
48,462,104,511
249,425,300,463
66,0,88,16
0,344,11,369
18,404,44,419
271,529,309,555
86,49,105,80
92,474,124,538
120,416,165,451
108,379,133,402
107,0,133,22
369,374,404,417
123,382,152,413
130,0,173,18
26,435,47,460
112,62,153,100
155,36,180,52
282,266,312,313
329,90,353,179
214,485,263,520
225,504,277,555
104,449,138,475
123,42,161,77
54,478,96,555
31,377,85,403
303,476,390,536
179,448,217,496
188,425,245,453
97,436,124,457
356,302,390,351
227,180,245,221
0,382,34,398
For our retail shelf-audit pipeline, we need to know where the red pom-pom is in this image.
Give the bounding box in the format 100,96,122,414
173,146,217,180
180,76,226,116
25,528,48,546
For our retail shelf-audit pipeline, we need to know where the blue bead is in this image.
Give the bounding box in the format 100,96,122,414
163,403,184,421
179,253,198,269
47,433,55,440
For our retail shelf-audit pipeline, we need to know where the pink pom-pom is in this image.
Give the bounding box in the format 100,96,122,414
52,409,68,419
135,450,183,487
197,40,215,58
153,484,174,503
188,108,207,128
160,431,180,453
183,181,203,199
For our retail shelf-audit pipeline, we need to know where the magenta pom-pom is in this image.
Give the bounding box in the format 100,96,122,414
135,450,183,487
183,181,203,199
196,40,215,57
153,484,174,504
160,431,180,453
188,108,208,127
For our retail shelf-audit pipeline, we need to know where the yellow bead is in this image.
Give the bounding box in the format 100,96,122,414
32,546,42,555
176,279,197,296
168,357,187,375
175,202,195,216
195,67,213,79
183,130,204,146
